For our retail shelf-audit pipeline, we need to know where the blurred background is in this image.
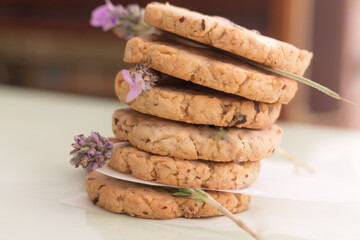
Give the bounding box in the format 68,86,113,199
0,0,359,128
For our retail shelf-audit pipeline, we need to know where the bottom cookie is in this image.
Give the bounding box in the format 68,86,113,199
86,171,251,219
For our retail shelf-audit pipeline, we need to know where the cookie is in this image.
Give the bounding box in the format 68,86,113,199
109,144,260,190
115,69,282,129
124,34,298,104
86,171,251,219
112,108,282,162
144,2,313,75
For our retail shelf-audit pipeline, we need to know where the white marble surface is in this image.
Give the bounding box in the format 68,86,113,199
1,85,360,240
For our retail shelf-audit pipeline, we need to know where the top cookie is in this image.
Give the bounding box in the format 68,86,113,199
124,35,298,104
144,2,313,75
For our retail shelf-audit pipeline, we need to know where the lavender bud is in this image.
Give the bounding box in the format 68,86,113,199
72,155,83,167
88,148,95,158
97,155,105,163
90,163,99,172
78,140,86,147
105,151,112,159
91,132,99,142
71,143,80,149
74,135,82,143
99,136,108,143
70,149,78,155
98,160,106,167
105,142,112,148
80,147,88,154
96,140,103,150
80,156,89,168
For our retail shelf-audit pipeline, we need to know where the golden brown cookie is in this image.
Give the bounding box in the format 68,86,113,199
116,69,282,129
112,108,282,162
86,171,250,219
109,144,260,190
144,2,313,75
124,34,298,104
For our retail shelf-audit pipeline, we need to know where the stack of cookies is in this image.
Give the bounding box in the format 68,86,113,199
86,2,312,220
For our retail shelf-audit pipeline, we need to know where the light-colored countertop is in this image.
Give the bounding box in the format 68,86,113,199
1,85,359,240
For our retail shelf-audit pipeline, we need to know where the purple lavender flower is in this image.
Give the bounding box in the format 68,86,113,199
90,0,118,31
70,132,113,171
90,0,155,39
121,64,159,102
122,69,145,102
105,151,112,159
134,63,159,92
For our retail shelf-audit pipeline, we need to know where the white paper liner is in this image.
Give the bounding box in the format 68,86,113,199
97,142,360,202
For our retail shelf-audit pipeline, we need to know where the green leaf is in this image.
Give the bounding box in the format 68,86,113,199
192,189,209,199
173,192,192,198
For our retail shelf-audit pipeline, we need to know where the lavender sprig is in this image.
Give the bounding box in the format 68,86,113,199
70,132,113,171
90,0,155,39
163,187,259,239
238,56,355,104
162,31,355,104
